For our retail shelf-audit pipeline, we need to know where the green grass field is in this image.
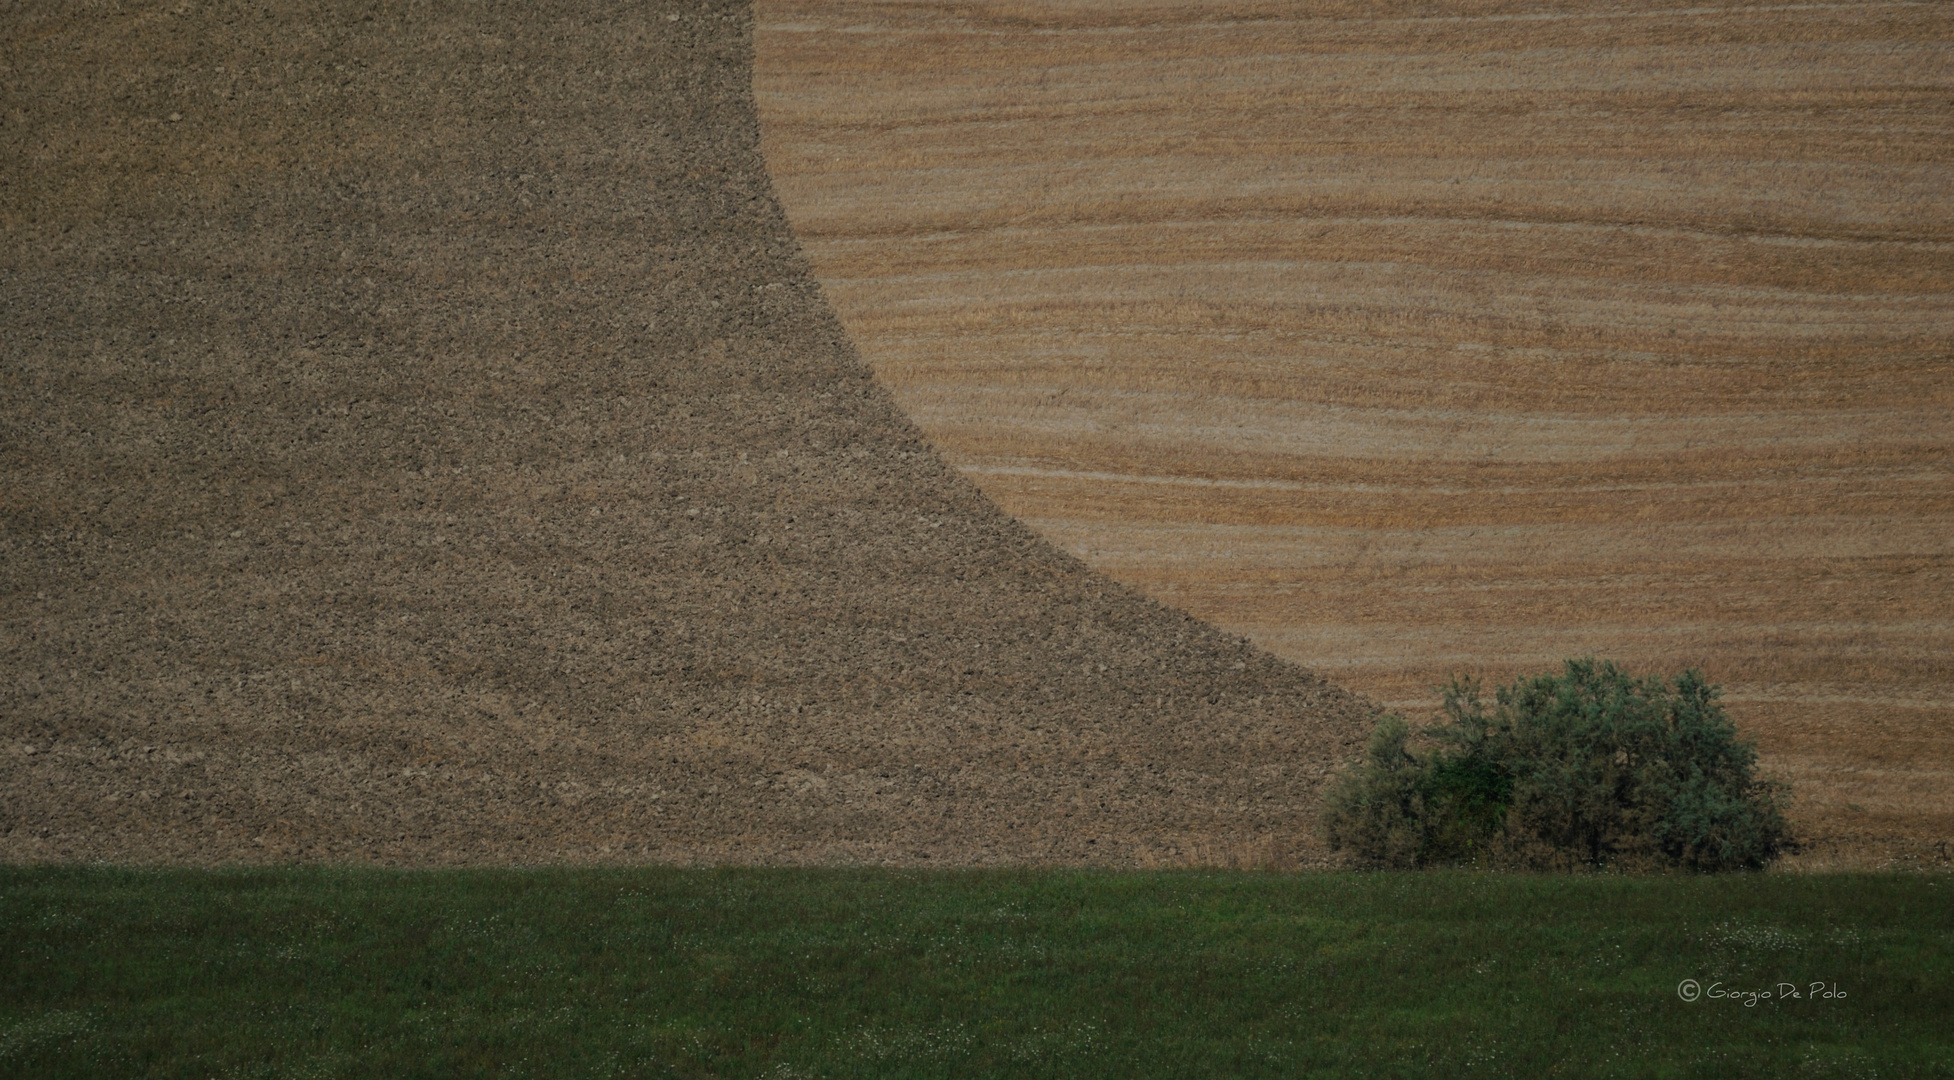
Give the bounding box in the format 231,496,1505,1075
2,866,1948,1078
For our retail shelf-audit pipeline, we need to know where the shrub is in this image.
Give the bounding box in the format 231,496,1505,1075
1320,715,1428,868
1322,659,1792,871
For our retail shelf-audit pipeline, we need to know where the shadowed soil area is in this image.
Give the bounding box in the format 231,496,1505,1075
0,0,1372,866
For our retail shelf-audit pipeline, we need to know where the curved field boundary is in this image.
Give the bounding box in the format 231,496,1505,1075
754,0,1954,860
0,0,1371,867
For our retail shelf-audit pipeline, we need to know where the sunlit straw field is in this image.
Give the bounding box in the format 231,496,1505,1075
754,0,1954,860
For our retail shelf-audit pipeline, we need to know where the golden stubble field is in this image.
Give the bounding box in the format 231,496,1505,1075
755,0,1954,859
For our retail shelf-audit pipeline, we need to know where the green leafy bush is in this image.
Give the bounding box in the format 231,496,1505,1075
1322,659,1792,871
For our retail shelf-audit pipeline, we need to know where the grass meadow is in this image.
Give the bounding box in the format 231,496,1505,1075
2,866,1948,1078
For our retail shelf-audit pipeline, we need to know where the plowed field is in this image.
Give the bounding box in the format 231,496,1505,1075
0,0,1371,867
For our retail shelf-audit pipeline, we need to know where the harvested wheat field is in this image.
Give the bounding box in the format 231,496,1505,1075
754,0,1954,862
0,0,1376,867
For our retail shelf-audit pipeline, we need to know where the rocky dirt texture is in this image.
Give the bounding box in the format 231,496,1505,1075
755,0,1954,861
0,0,1374,866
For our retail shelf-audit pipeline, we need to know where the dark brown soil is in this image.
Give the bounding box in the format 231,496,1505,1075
0,0,1374,866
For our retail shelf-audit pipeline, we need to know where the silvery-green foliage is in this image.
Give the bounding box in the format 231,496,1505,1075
1323,659,1792,871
